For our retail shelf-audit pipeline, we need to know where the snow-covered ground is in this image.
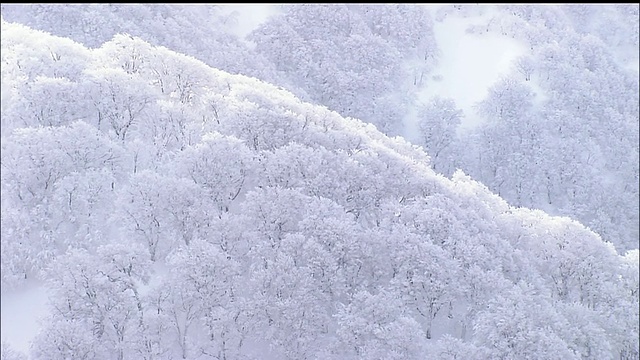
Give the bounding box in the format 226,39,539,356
403,7,528,143
1,283,49,355
619,44,640,74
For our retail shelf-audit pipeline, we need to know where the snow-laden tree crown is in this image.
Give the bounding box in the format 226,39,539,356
1,6,638,360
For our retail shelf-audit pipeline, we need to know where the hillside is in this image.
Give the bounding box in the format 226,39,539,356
1,18,638,360
2,4,638,255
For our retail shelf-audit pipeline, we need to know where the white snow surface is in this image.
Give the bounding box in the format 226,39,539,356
403,7,528,142
1,283,49,355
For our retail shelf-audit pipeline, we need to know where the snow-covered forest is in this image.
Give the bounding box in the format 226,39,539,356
0,4,638,360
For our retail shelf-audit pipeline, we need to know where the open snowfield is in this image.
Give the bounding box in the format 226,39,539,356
1,284,49,355
417,8,527,129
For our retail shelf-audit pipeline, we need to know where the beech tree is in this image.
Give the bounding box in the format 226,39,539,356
170,132,255,212
388,227,460,339
82,67,158,141
32,243,150,360
10,76,85,128
51,168,116,250
333,290,426,360
114,170,214,261
426,334,491,360
248,233,332,359
0,121,123,284
147,239,246,359
473,282,580,360
415,96,463,175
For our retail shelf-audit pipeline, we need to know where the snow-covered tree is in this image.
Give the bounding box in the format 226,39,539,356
32,243,151,360
415,96,462,175
333,290,427,360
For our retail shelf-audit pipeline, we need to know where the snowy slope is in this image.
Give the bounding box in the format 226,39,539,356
417,7,528,129
1,284,48,356
0,8,638,360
